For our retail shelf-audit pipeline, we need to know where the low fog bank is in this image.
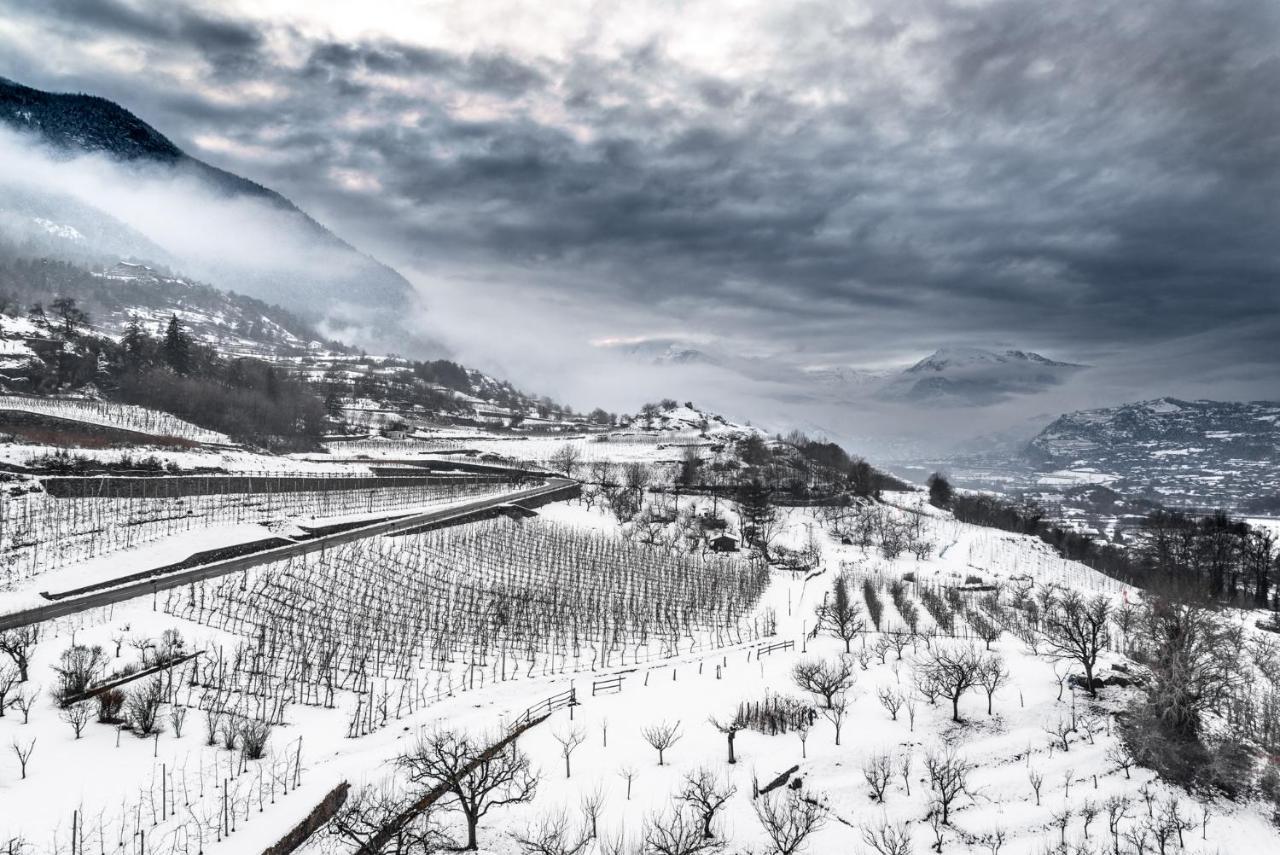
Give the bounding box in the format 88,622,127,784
409,262,1280,465
0,128,429,354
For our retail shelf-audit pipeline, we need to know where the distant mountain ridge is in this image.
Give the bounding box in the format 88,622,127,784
0,76,428,352
874,347,1086,406
1024,397,1280,511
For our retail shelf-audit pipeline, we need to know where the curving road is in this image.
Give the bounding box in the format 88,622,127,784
0,477,579,632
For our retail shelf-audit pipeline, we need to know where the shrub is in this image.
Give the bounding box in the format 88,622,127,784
126,677,165,736
239,718,272,759
96,688,126,723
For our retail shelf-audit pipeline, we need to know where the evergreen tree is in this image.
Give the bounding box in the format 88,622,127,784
737,479,778,559
928,472,953,508
162,315,191,375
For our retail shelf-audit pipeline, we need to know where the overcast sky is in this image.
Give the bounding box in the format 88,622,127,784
2,0,1278,431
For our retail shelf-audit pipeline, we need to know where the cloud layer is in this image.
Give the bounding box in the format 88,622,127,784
2,0,1278,431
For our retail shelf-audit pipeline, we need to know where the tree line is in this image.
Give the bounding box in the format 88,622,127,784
930,475,1278,608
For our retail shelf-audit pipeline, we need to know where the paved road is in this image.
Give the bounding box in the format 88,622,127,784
0,477,578,632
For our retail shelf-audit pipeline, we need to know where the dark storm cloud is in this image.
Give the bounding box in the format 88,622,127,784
8,0,263,72
1,0,1278,392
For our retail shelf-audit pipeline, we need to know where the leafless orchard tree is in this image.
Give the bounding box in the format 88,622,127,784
642,805,721,855
792,657,856,708
978,655,1009,716
126,677,165,736
1041,590,1111,697
514,809,591,855
1106,795,1133,852
978,826,1007,855
861,818,913,855
877,686,904,721
11,737,35,779
924,745,971,825
814,574,866,652
554,727,587,779
0,663,16,718
328,779,450,854
1028,767,1044,806
11,685,38,724
0,626,39,682
862,751,893,802
618,765,638,800
52,644,107,701
1044,716,1075,753
642,720,684,766
580,785,606,840
821,689,851,746
1107,742,1135,779
680,768,737,840
753,789,826,855
54,699,90,742
916,644,987,723
399,728,539,851
709,706,750,764
549,445,582,478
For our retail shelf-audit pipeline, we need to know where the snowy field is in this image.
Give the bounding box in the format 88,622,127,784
2,482,1277,854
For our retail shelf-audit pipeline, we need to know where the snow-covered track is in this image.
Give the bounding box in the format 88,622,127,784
0,477,579,631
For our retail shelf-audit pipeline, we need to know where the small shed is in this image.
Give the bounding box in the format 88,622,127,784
709,534,739,553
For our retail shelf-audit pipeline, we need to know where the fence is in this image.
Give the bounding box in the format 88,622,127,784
513,686,578,728
592,674,625,696
754,640,796,658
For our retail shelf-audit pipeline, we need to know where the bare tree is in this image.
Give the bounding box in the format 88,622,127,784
643,806,721,855
814,574,866,652
1047,807,1071,847
792,657,856,708
52,644,107,701
61,702,92,739
618,765,638,800
876,686,904,721
1042,591,1111,697
549,445,583,478
1028,767,1044,806
1044,716,1074,753
11,737,35,779
554,727,587,779
399,728,539,851
1106,795,1132,852
753,790,826,855
916,644,986,722
861,818,912,855
126,677,165,736
515,810,591,855
1107,742,1135,779
1081,799,1100,839
978,826,1007,855
642,720,684,766
821,689,850,746
0,663,15,718
328,780,449,854
978,655,1009,716
924,746,971,825
12,685,38,724
862,751,893,802
709,706,749,764
680,768,737,840
580,785,606,840
0,626,39,682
